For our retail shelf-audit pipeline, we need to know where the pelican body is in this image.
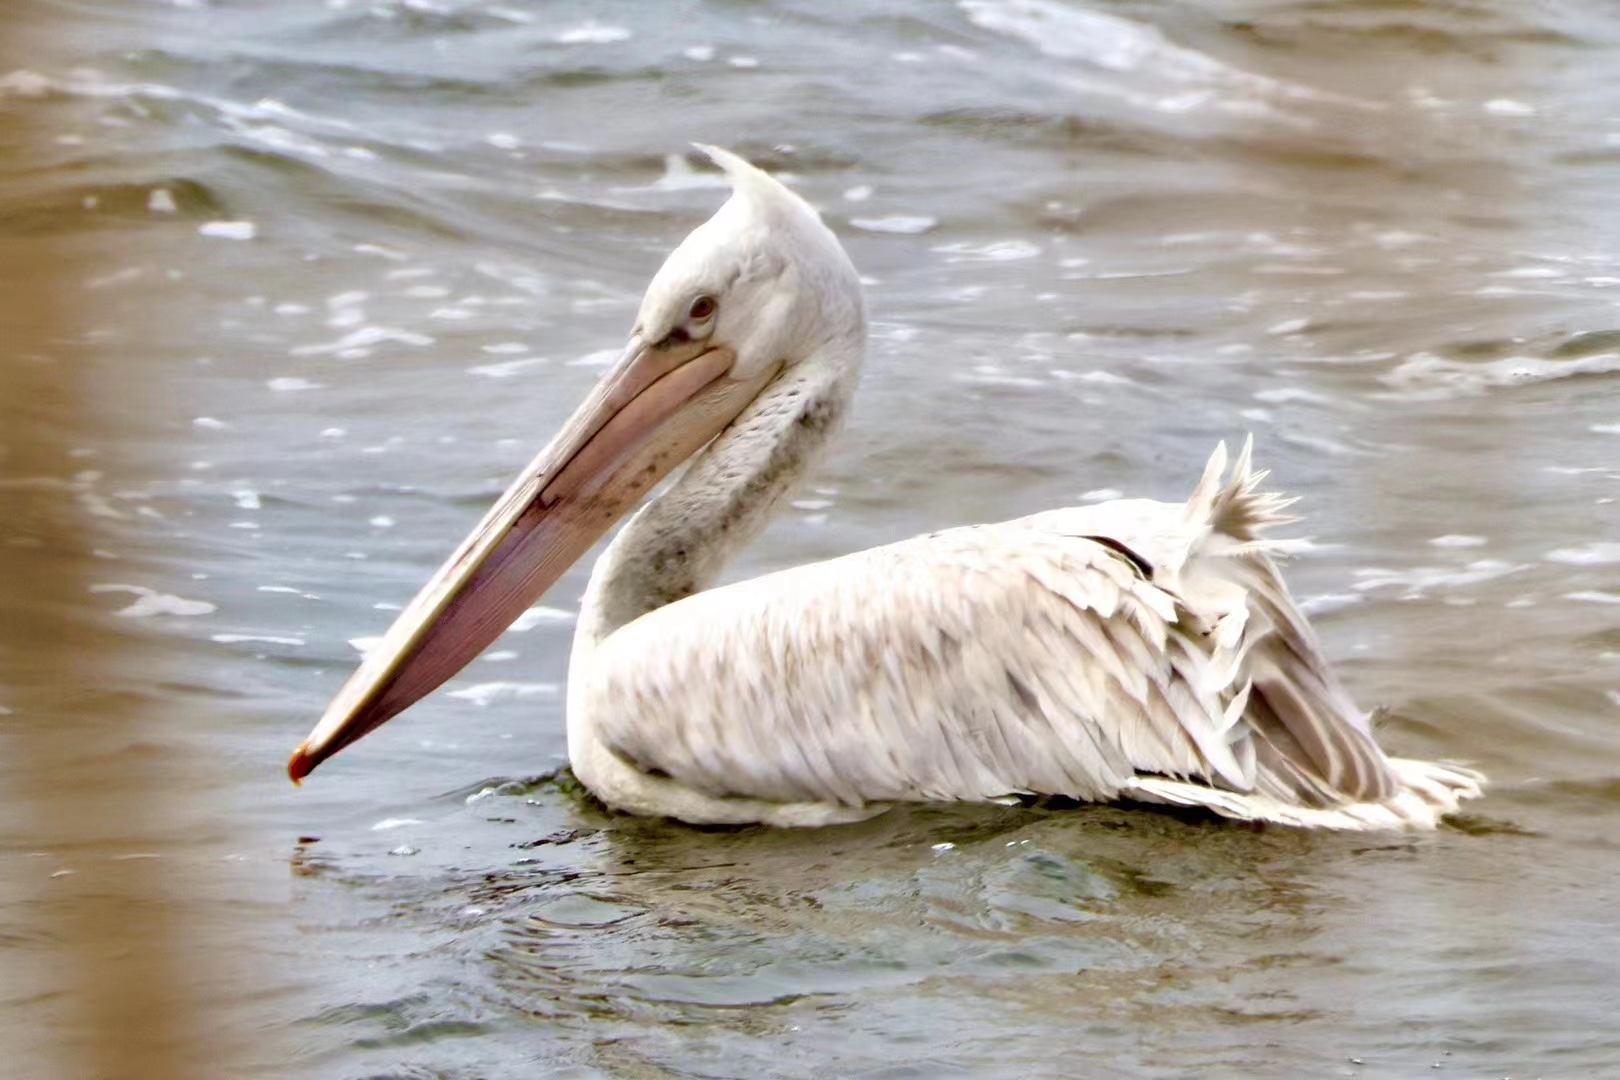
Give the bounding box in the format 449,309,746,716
290,147,1482,829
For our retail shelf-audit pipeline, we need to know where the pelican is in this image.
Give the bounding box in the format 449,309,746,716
289,146,1483,830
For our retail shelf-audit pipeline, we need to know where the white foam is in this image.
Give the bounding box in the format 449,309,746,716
210,633,304,646
267,377,322,392
958,365,1045,388
1379,351,1620,399
446,681,558,707
290,326,433,357
485,5,533,24
850,215,937,235
370,817,422,831
199,220,256,240
1493,265,1561,279
1546,542,1620,566
1429,534,1487,548
90,584,216,618
555,22,630,44
1566,591,1620,605
469,356,546,379
511,605,575,631
347,634,384,658
0,69,52,97
1351,560,1527,596
1298,592,1363,616
1253,386,1332,405
959,0,1343,114
568,348,620,367
1053,369,1130,386
932,239,1041,262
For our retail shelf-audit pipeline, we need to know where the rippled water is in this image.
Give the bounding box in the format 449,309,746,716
4,1,1619,1076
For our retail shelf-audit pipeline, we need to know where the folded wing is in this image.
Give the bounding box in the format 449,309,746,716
583,443,1481,828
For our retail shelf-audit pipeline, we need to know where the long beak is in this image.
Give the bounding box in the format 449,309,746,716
288,334,765,781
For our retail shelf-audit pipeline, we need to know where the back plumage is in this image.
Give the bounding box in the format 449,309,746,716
581,439,1484,829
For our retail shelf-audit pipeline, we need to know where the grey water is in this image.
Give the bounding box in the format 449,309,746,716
2,1,1619,1076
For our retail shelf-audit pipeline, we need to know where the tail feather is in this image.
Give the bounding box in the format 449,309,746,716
1187,435,1301,548
1029,436,1485,830
1159,437,1485,828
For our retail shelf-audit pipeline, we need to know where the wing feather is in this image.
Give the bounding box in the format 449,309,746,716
588,524,1257,809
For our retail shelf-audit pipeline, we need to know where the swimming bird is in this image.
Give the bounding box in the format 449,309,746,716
289,146,1482,829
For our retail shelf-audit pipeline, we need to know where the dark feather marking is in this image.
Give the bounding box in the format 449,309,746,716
1082,535,1153,578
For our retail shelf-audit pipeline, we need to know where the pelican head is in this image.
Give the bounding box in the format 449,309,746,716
636,146,863,383
289,146,864,780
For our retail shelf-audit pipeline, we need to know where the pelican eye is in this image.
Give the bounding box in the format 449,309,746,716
687,295,717,321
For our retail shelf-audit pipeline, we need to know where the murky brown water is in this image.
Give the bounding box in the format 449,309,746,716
3,1,1619,1076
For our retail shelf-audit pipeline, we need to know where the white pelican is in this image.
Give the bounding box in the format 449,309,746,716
290,146,1483,830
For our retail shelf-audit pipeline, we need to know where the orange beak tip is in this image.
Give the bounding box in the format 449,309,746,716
287,746,315,785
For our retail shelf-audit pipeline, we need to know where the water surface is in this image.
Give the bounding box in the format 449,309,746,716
3,1,1619,1076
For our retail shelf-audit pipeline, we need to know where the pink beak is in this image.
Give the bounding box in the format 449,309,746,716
288,333,765,781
